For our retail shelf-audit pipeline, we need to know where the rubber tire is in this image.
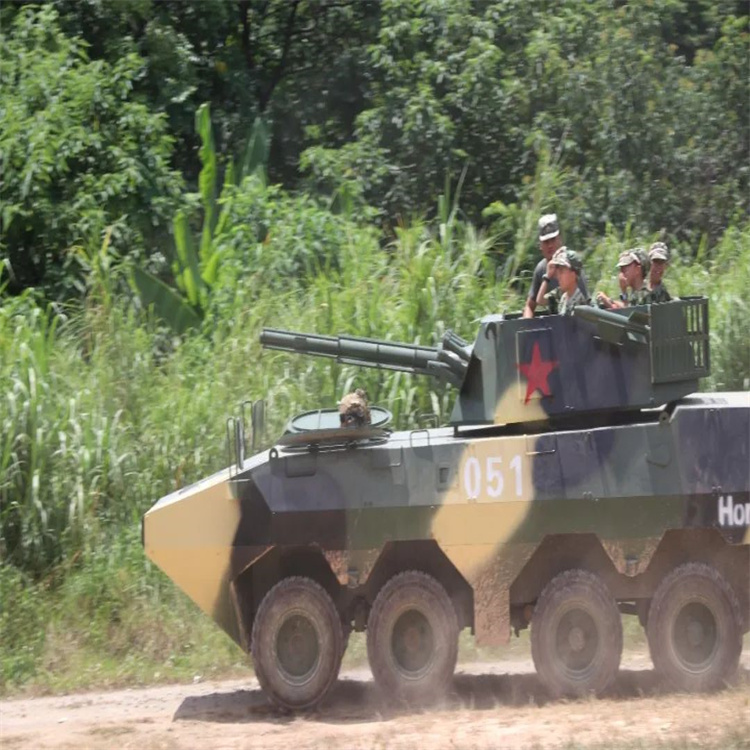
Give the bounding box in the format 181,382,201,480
251,577,343,710
646,562,742,692
367,571,459,704
531,569,623,698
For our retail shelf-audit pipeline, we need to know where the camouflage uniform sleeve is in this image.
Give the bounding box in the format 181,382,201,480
630,288,651,306
544,287,560,314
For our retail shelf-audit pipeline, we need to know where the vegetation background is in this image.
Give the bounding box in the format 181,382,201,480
1,0,748,695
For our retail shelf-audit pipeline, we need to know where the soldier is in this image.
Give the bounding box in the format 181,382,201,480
596,248,650,309
524,214,588,318
339,388,371,428
535,252,562,314
550,248,589,316
647,242,673,303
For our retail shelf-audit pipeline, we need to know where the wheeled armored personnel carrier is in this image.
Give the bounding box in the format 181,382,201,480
142,298,749,709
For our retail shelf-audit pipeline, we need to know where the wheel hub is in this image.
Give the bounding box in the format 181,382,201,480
392,609,434,676
673,602,718,669
568,626,585,652
687,619,705,648
276,614,320,681
404,625,422,651
555,608,599,675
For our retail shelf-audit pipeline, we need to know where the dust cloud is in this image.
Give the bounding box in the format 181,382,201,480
2,653,749,750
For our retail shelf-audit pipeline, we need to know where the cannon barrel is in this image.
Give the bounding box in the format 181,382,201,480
573,305,651,346
260,328,469,387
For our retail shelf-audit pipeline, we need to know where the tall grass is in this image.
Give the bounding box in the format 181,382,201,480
1,198,748,693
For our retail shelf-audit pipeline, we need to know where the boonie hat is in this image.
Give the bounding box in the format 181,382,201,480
539,213,560,241
648,242,670,262
550,247,582,273
617,249,643,268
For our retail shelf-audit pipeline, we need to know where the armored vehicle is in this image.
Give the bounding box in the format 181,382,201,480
142,298,749,709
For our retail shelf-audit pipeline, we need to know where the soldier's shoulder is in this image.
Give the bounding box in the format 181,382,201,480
561,288,589,314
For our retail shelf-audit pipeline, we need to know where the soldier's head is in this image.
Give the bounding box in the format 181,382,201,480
551,247,582,294
339,388,370,428
538,214,562,260
648,242,670,285
617,248,648,289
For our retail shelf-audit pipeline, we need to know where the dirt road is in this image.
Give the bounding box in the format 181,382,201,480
2,653,749,750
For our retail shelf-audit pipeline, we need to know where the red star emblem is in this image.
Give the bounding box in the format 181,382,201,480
517,341,558,404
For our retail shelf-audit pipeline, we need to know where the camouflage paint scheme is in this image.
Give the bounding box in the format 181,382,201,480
142,299,750,654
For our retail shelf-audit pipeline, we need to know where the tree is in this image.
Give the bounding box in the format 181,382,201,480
301,0,748,250
12,0,381,187
0,6,183,296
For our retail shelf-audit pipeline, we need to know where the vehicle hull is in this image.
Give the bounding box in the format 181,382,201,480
143,392,750,648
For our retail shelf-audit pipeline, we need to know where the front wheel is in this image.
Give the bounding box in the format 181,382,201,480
251,577,343,710
647,563,742,692
531,569,623,698
367,571,459,704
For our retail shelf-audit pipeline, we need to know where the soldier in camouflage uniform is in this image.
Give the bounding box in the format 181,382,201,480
540,285,561,314
596,249,650,309
339,388,371,427
550,248,589,316
524,214,589,318
647,242,673,303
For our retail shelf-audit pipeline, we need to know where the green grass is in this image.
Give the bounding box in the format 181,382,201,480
0,530,252,696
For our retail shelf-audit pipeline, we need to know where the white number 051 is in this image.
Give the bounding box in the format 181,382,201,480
462,455,523,500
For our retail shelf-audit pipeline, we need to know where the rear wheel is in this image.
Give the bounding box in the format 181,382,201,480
251,577,343,710
647,563,742,692
367,571,459,704
531,569,623,698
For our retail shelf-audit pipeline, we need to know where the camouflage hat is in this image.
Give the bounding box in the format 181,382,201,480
538,213,560,241
648,242,670,262
550,246,582,273
617,248,644,268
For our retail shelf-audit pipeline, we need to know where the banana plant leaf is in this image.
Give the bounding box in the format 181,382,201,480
130,265,202,335
196,103,217,264
173,210,204,307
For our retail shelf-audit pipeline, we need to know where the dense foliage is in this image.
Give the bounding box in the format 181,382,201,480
303,0,749,249
2,1,749,296
0,1,748,693
0,7,183,295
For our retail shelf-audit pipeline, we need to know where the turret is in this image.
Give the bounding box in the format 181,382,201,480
261,297,710,428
